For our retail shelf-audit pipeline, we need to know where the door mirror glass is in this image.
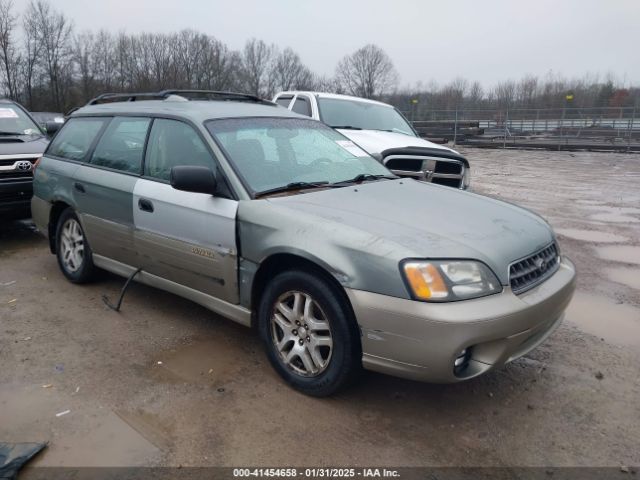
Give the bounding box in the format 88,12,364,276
170,166,217,195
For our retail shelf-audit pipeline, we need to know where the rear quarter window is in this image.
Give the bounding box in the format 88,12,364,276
47,117,108,161
90,117,150,174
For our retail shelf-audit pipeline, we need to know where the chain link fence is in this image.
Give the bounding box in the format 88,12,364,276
401,107,640,151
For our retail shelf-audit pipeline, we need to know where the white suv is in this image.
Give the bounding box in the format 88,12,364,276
273,91,470,189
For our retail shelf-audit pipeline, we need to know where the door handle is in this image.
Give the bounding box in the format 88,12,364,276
73,182,85,193
138,198,154,213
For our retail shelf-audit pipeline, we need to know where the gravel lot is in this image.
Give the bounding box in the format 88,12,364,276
1,148,639,468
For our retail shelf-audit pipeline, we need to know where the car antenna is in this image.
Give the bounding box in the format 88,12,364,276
101,268,142,312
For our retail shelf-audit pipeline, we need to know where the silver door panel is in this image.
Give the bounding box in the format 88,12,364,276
133,179,239,303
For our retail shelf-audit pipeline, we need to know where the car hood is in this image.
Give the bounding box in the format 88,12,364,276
267,179,554,285
337,129,456,156
0,135,48,155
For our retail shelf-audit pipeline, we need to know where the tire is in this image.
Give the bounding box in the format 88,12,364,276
55,208,96,283
258,269,361,396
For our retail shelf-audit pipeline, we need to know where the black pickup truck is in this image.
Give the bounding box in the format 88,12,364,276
0,99,53,219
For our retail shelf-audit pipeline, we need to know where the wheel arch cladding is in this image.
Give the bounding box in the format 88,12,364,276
248,252,358,332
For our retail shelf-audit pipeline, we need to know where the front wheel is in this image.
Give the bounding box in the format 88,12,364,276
258,270,361,396
55,208,96,283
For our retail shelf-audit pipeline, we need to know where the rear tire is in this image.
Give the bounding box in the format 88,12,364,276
55,208,96,283
258,269,361,396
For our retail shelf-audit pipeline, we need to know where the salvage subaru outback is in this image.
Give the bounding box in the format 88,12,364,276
31,90,576,396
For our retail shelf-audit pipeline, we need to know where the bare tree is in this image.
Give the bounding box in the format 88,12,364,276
467,81,484,108
271,47,311,91
335,44,398,98
21,6,40,108
28,0,73,110
0,0,19,98
241,38,274,97
493,80,517,109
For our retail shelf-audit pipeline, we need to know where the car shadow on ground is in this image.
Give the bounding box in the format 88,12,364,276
0,219,44,251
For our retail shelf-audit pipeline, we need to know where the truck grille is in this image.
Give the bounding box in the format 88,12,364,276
509,243,560,294
0,157,37,177
383,155,466,189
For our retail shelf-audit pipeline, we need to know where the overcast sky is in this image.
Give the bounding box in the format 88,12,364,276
21,0,640,87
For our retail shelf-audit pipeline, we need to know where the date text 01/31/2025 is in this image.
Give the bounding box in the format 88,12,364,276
232,468,400,478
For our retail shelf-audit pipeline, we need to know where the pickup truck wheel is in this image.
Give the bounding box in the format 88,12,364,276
258,270,361,396
55,209,96,283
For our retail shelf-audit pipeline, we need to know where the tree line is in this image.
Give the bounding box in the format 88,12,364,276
391,74,640,118
0,0,637,115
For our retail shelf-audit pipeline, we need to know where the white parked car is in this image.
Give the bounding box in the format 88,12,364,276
273,91,470,189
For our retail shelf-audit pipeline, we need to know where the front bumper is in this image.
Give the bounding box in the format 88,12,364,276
0,178,32,219
346,257,576,383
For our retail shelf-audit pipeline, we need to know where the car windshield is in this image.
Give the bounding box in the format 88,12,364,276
0,104,42,135
206,117,392,195
318,98,415,136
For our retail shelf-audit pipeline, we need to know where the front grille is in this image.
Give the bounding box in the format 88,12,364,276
383,155,465,188
0,157,37,166
0,190,31,202
432,177,461,188
509,243,560,294
434,161,463,175
0,171,32,181
0,157,37,177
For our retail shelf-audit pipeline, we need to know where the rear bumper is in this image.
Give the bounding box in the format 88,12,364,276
346,257,576,383
0,179,32,218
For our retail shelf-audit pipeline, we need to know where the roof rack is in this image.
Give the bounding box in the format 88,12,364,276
85,90,273,106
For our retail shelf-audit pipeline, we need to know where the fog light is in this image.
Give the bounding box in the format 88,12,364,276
454,348,471,375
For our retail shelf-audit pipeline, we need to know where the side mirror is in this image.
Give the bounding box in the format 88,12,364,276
170,166,217,195
44,121,62,135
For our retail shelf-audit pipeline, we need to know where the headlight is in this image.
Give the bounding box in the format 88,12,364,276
401,260,501,302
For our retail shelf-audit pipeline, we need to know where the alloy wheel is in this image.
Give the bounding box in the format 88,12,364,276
270,290,333,377
60,218,85,273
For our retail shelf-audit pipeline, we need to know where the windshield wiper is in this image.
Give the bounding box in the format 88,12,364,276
331,173,397,187
255,181,330,198
330,125,362,130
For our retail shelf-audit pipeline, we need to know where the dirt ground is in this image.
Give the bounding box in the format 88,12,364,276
1,148,639,469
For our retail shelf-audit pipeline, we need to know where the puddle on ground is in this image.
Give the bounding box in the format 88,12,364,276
115,409,173,451
555,228,629,243
152,338,247,384
565,292,640,348
605,267,640,291
589,212,640,223
597,245,640,265
0,384,159,467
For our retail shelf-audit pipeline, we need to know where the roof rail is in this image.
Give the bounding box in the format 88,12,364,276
159,90,272,104
85,90,273,106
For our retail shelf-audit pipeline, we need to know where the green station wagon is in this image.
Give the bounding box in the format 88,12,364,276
32,90,576,396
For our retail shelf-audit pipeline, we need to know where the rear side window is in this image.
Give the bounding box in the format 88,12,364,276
90,117,150,174
47,118,107,161
144,119,216,181
291,97,312,117
275,96,293,108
